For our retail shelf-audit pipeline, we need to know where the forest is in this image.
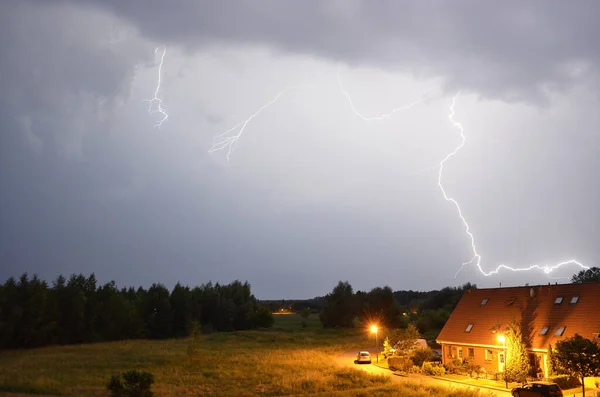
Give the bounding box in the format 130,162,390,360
2,267,597,350
0,273,273,349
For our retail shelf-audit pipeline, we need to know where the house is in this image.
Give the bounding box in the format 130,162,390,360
436,282,600,379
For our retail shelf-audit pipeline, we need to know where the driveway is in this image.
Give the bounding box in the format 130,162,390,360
338,349,510,397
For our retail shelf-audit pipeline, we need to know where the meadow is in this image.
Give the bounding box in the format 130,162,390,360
0,314,491,396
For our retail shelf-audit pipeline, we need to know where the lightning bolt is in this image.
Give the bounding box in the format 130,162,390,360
143,46,168,128
208,85,305,162
208,68,592,280
441,93,590,278
337,65,434,121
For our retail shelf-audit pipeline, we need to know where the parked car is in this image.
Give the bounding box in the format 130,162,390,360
356,351,372,364
511,382,563,397
430,350,442,363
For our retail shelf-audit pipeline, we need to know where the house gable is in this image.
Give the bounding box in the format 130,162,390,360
437,282,600,351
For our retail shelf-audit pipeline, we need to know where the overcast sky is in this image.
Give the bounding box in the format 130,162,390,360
1,1,599,299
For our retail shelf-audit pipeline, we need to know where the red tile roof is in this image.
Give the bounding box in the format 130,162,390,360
436,282,600,350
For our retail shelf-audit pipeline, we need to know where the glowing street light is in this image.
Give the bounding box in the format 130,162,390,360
370,325,379,363
497,334,508,388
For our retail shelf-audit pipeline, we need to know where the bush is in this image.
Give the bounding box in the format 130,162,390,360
388,356,412,372
107,370,154,397
422,361,446,377
410,365,422,374
547,374,581,389
187,320,201,358
411,348,434,366
463,358,482,378
444,358,465,375
254,306,274,328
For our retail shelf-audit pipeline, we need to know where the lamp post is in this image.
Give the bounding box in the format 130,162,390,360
370,325,378,363
497,334,507,388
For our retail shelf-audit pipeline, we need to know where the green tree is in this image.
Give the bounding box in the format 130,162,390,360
553,334,600,397
299,307,311,328
383,336,394,358
504,317,530,384
391,323,420,354
411,348,434,366
253,306,274,328
319,281,357,328
571,267,600,283
170,283,192,337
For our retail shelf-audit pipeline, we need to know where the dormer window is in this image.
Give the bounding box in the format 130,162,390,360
539,327,549,335
555,326,566,336
570,296,579,304
481,298,488,306
554,296,564,304
465,324,474,332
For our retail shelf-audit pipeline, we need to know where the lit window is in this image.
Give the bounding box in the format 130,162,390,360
554,296,564,304
555,326,566,336
539,327,549,335
485,349,493,361
570,296,579,304
465,324,474,332
468,348,475,358
481,298,488,306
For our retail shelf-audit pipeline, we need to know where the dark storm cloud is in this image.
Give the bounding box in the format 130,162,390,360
26,0,600,102
2,0,600,299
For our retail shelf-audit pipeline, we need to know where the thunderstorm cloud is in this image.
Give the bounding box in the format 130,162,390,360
1,1,599,298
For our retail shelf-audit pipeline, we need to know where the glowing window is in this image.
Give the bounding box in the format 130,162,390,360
554,296,564,304
465,324,474,332
555,326,566,336
539,327,549,335
481,298,488,306
570,296,579,304
485,349,493,361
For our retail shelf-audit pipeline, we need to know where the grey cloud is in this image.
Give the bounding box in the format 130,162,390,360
27,0,600,103
0,2,153,158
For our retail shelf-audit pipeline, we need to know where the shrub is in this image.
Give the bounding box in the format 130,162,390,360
388,356,412,372
433,365,446,376
410,365,422,374
107,370,154,397
411,348,434,366
422,361,446,377
445,358,465,375
422,361,434,375
254,306,274,328
547,374,581,389
463,358,482,378
187,320,201,358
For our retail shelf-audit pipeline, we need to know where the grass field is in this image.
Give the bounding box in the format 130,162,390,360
0,314,492,396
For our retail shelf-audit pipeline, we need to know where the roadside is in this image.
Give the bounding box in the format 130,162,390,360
338,351,599,397
337,349,510,396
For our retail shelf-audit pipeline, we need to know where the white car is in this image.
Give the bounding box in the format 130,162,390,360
356,351,372,364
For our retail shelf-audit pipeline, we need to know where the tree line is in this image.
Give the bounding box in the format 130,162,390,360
0,273,273,349
318,281,474,338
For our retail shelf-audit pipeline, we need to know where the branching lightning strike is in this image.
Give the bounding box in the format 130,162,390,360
441,93,590,278
208,68,592,279
208,86,304,162
143,46,168,128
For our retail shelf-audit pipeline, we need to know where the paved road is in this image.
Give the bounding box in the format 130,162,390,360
338,349,511,397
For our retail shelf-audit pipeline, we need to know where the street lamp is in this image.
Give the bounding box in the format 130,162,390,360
370,325,379,363
497,334,507,388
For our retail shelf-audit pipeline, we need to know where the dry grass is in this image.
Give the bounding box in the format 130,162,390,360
0,315,494,396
